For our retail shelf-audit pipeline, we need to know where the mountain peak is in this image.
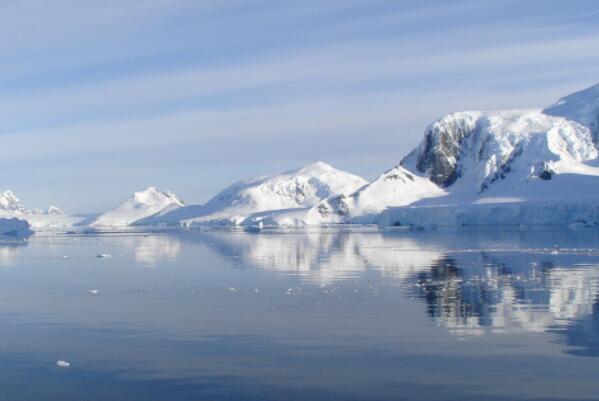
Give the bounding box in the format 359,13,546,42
280,161,339,177
543,82,599,145
132,186,181,205
136,162,367,226
91,187,184,227
299,161,334,171
0,190,27,213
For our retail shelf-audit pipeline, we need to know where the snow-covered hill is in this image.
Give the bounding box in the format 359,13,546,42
252,83,599,228
135,162,367,226
91,187,184,227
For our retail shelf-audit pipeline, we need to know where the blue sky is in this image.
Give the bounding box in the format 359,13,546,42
2,0,599,212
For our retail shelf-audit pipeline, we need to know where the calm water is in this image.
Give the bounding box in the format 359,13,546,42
1,228,599,401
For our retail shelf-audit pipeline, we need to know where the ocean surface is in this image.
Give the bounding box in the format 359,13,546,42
1,227,599,401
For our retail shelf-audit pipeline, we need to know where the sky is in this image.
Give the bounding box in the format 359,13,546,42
1,0,599,212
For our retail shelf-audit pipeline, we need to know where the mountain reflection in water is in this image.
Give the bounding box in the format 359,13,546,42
194,229,599,351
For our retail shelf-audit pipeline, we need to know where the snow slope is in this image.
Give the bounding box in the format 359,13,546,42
254,83,599,227
544,82,599,145
90,187,184,227
135,162,367,226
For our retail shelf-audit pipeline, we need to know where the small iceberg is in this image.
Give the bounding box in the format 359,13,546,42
0,218,34,238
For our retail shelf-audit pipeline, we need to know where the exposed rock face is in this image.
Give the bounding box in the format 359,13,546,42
317,195,351,218
534,161,556,181
404,112,481,187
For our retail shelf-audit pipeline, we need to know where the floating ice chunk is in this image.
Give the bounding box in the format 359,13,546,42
88,289,99,295
285,287,302,295
56,360,70,368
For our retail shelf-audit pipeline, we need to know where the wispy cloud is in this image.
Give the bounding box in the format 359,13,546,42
1,0,598,211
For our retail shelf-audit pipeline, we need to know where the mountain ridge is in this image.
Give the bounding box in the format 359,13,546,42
135,161,368,226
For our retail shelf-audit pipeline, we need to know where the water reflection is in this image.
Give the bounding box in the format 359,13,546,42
132,235,181,267
0,241,28,267
194,229,599,351
407,254,599,338
198,231,439,283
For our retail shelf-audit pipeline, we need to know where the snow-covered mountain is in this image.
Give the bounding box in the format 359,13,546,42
91,187,184,227
135,162,367,226
0,191,27,213
401,108,599,203
259,165,446,226
253,83,599,227
13,83,597,230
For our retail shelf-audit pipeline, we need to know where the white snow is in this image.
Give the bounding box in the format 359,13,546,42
90,187,184,227
47,206,64,215
0,190,27,213
544,82,599,144
135,162,367,226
